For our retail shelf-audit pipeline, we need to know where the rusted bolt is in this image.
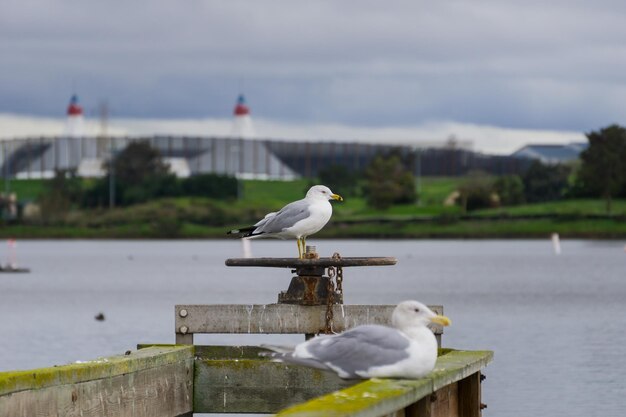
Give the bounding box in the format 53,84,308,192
179,309,188,318
179,326,188,334
304,246,319,259
480,403,488,410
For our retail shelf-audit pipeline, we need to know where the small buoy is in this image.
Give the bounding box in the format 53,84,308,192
551,233,561,255
94,313,105,321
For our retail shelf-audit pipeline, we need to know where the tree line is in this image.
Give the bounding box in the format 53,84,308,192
25,123,626,223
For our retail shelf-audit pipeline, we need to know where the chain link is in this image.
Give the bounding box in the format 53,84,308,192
324,271,335,334
332,252,343,295
321,252,344,334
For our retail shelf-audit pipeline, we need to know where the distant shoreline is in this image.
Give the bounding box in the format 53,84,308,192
2,217,625,240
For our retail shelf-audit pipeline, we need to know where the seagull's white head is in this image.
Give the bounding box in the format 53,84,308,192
306,185,343,202
392,300,451,331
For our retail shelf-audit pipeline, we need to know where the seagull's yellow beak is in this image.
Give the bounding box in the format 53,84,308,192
430,315,451,327
331,193,343,202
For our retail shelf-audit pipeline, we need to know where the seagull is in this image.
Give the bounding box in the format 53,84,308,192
227,185,343,258
260,301,451,379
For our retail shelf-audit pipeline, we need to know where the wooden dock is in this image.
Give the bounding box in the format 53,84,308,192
0,254,493,416
0,344,491,417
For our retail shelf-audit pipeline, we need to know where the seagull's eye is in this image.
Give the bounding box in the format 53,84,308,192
414,308,420,313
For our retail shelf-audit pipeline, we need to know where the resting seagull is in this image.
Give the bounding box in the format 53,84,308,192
227,185,343,258
260,301,451,379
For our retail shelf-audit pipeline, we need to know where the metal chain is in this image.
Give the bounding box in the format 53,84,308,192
321,253,344,334
332,252,343,295
324,267,335,334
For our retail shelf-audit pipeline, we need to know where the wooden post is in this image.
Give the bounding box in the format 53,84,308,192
407,395,432,417
176,333,193,345
457,372,481,417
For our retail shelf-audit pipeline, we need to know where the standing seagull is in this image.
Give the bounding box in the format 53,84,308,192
260,301,451,379
227,185,343,258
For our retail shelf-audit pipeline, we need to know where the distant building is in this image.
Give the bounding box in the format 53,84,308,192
511,143,587,165
64,94,85,137
230,94,255,139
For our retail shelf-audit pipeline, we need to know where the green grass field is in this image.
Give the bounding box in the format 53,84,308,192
2,179,47,201
3,177,626,239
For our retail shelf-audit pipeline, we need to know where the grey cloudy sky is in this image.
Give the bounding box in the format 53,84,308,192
1,0,626,134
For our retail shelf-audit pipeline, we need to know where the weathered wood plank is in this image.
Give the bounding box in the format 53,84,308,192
0,346,194,417
429,351,492,392
431,382,458,417
457,372,481,417
0,361,193,417
175,304,444,335
0,346,194,396
194,358,357,413
274,349,493,417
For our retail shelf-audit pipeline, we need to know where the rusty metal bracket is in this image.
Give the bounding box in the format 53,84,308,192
225,249,396,307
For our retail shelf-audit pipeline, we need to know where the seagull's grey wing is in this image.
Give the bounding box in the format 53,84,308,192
254,212,277,227
255,199,311,234
304,325,411,378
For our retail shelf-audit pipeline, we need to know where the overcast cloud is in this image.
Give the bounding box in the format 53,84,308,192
1,0,625,150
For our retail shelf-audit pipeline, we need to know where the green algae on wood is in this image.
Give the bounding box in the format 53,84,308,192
0,345,194,396
194,357,357,413
275,349,493,417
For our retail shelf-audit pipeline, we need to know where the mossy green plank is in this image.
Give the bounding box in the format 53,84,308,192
275,349,493,417
194,358,356,413
275,377,432,417
428,350,493,391
139,344,268,360
0,345,194,396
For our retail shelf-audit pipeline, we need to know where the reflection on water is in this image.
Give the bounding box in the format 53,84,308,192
1,239,625,416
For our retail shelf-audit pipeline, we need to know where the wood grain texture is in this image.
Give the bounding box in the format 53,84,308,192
0,346,194,417
175,304,444,335
194,358,355,413
457,372,481,417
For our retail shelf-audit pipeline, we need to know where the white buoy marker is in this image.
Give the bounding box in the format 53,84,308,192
242,239,252,258
551,233,561,255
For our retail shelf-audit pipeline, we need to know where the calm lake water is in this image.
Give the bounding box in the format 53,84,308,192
1,239,625,416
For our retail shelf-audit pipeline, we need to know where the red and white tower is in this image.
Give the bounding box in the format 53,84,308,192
64,94,85,137
231,94,255,138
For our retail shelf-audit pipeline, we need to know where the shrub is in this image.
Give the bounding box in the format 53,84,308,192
457,172,498,212
522,161,571,203
493,175,525,206
181,173,238,199
363,154,417,210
